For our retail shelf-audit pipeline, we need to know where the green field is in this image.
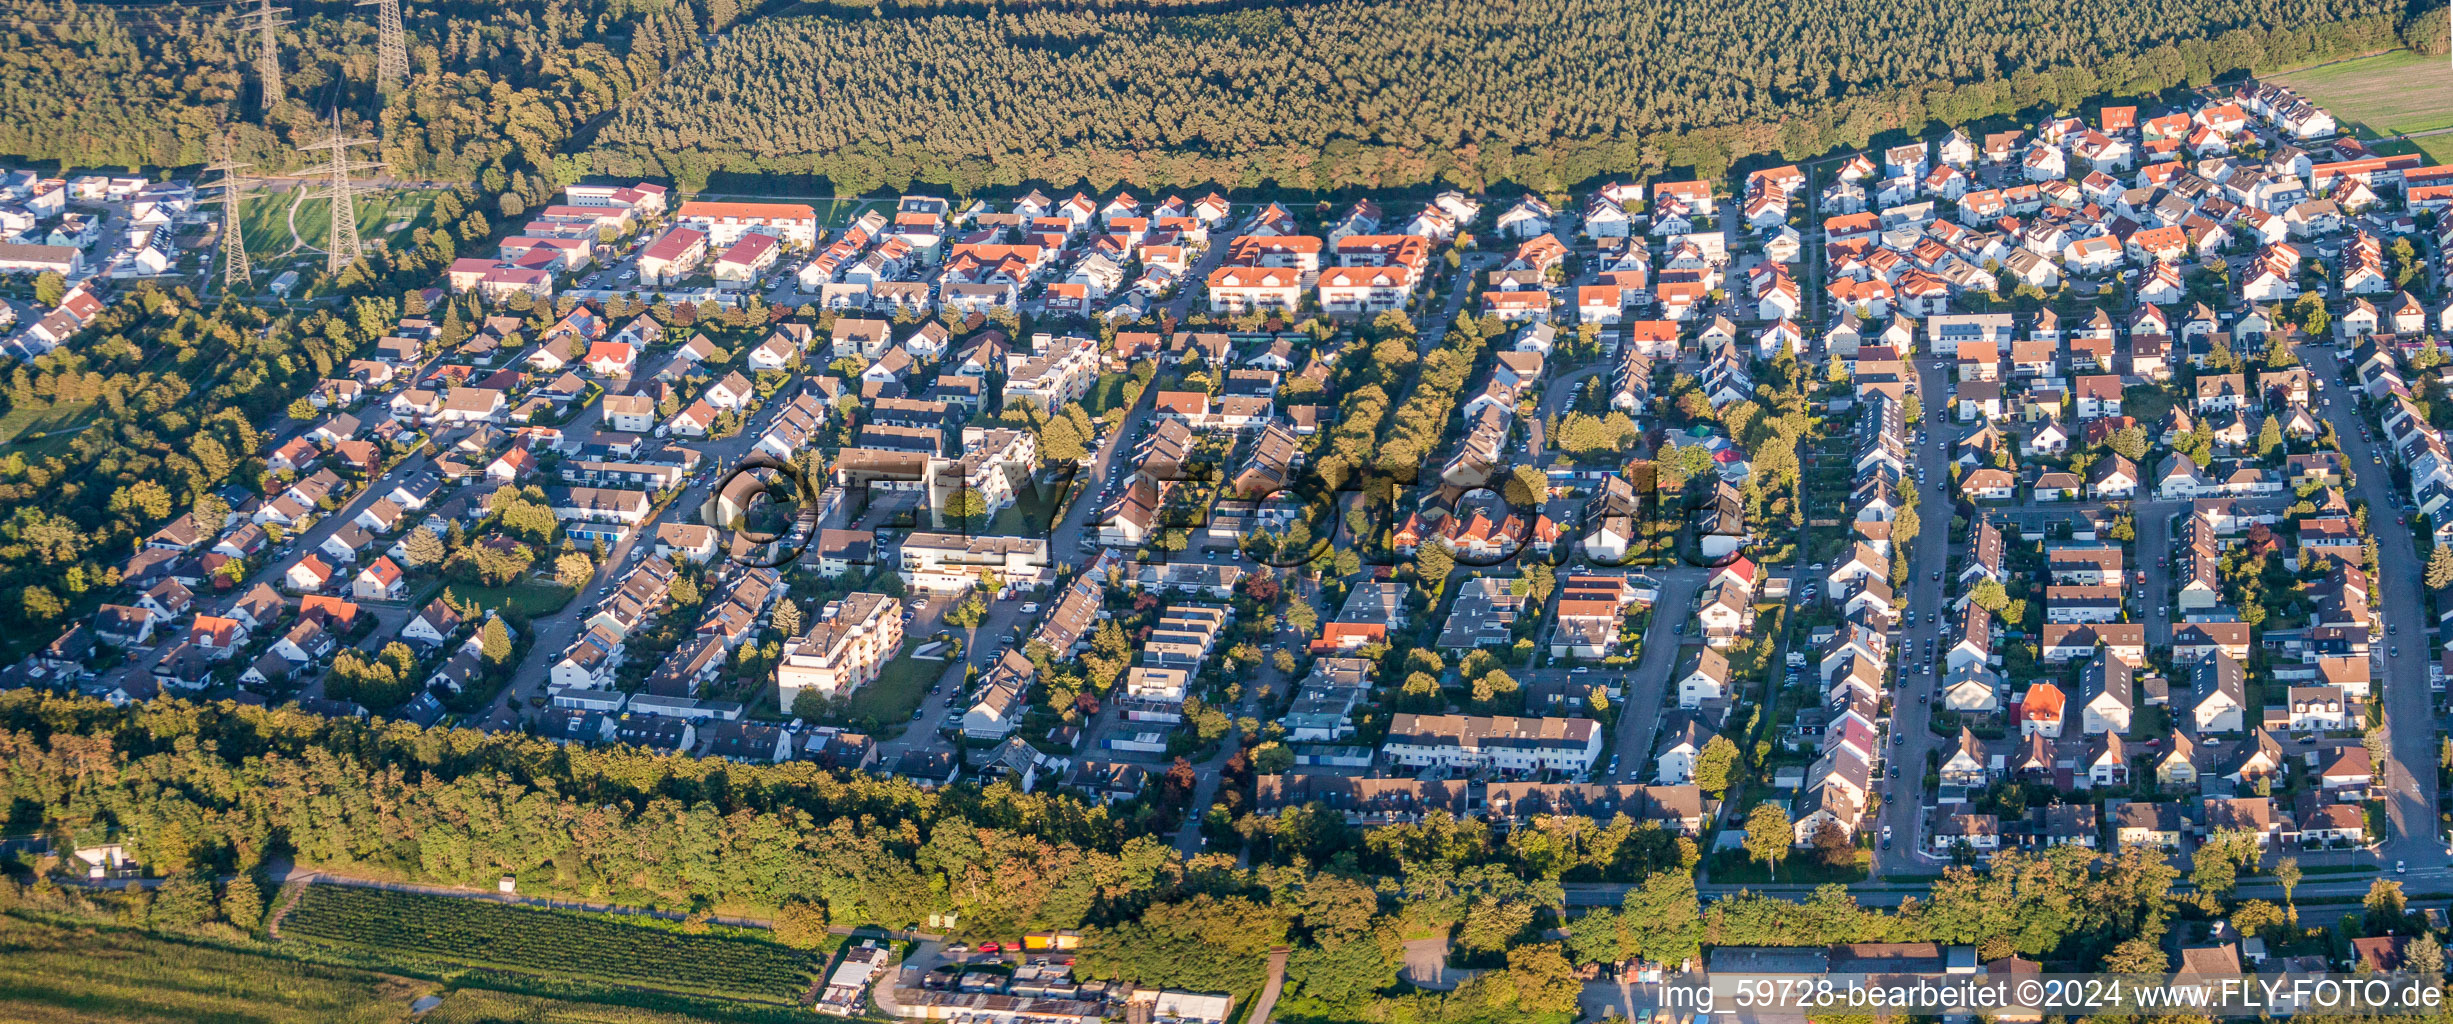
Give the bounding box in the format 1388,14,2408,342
234,190,437,277
2273,50,2453,139
283,193,434,253
0,399,98,453
843,635,943,725
2419,133,2453,166
0,912,431,1024
812,198,885,229
278,886,818,1003
442,579,579,617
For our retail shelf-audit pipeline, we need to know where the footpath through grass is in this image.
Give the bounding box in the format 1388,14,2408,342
0,400,97,452
277,885,818,1004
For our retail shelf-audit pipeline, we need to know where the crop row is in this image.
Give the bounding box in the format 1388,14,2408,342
278,885,814,1001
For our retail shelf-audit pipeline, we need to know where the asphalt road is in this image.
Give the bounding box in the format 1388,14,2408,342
1417,252,1501,354
2304,344,2442,867
1869,357,1958,874
1530,363,1613,463
1607,570,1704,781
2136,500,2175,643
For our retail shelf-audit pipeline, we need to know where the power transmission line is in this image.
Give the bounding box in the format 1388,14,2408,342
356,0,407,91
248,0,288,110
297,111,384,273
201,139,255,294
4,0,245,21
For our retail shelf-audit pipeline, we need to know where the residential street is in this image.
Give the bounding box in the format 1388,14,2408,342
1416,252,1501,355
1530,363,1612,462
2304,344,2442,868
2135,501,2175,644
1869,356,1959,875
1607,570,1703,777
477,355,783,733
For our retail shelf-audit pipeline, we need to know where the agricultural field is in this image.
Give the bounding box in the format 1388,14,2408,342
277,885,818,1004
0,912,431,1024
2273,50,2453,139
419,988,810,1024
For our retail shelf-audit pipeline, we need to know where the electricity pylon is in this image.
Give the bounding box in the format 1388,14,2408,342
202,144,256,294
356,0,408,92
297,112,386,273
250,0,290,110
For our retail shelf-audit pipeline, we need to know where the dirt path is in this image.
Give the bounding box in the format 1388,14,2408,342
1248,947,1290,1024
261,873,316,937
1403,936,1466,990
279,187,311,258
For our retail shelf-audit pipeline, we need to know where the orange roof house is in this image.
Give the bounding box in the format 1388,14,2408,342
299,593,361,629
1312,622,1388,652
189,615,242,648
2020,681,2067,735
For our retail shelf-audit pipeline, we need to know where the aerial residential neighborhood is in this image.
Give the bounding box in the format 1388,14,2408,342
11,11,2453,1018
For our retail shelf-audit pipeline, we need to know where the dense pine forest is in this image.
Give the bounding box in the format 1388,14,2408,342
588,0,2428,193
0,0,2438,197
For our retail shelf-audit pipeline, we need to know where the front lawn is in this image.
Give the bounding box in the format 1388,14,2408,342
840,636,947,727
1708,847,1871,884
